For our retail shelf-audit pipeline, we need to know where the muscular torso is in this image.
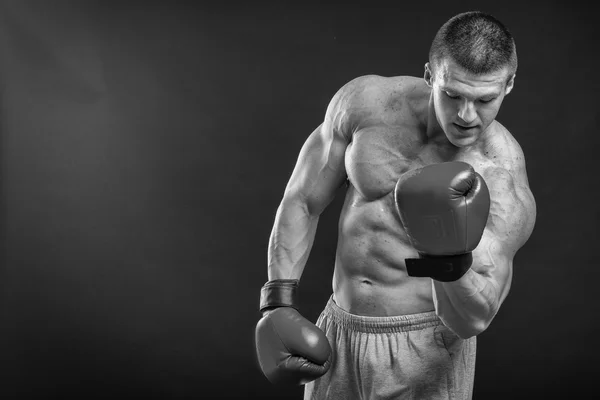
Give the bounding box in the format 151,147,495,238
332,76,500,316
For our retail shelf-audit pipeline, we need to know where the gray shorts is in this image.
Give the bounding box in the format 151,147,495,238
303,296,476,400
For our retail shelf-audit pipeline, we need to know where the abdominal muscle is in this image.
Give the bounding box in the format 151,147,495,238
331,187,435,317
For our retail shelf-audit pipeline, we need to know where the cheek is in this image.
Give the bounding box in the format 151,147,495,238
435,96,455,121
479,98,505,121
479,106,500,123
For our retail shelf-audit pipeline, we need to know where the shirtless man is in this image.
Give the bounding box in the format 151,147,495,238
255,11,536,400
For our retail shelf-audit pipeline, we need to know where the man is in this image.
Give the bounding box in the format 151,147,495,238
255,11,536,400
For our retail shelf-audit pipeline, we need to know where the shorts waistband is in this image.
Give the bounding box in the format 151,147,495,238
323,295,442,334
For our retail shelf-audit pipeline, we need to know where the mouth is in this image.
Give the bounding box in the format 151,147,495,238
453,123,477,130
452,123,478,135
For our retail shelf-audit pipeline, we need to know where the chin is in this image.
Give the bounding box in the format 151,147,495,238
446,133,478,147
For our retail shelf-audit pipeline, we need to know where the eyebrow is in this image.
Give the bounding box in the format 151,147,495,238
443,88,500,100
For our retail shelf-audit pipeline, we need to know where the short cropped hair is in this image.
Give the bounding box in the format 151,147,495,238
429,11,517,79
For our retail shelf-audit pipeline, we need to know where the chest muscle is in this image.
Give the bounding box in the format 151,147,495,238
345,125,419,200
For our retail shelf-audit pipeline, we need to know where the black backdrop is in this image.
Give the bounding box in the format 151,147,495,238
0,1,597,398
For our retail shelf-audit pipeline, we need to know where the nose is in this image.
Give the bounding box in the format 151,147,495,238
457,100,477,124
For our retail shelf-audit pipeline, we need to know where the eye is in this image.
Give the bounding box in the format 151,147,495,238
444,91,460,100
478,98,496,104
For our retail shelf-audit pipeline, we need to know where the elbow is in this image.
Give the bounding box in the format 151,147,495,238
281,190,323,218
441,315,493,339
453,320,490,339
280,190,306,209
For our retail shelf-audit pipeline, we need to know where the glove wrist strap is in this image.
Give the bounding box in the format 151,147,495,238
259,279,299,313
405,252,473,282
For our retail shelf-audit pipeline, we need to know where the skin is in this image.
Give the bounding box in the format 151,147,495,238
267,57,537,339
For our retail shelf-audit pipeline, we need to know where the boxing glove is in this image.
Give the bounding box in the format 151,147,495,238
394,161,490,282
255,280,331,385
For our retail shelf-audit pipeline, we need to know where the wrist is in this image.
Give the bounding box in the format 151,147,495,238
406,252,473,282
259,279,300,313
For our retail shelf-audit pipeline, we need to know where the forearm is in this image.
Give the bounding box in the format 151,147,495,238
432,268,500,338
267,197,319,280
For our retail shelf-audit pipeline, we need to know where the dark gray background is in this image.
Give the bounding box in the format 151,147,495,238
0,1,597,398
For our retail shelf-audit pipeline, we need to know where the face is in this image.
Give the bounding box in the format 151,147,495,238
424,58,515,147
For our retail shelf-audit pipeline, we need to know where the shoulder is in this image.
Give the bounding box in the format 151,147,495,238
478,122,537,255
324,75,423,136
326,75,391,115
329,75,423,108
480,122,531,190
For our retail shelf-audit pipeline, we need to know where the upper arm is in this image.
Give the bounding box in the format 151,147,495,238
471,140,537,305
283,80,360,216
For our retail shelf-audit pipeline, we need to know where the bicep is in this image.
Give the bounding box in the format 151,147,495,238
471,165,537,303
283,122,350,216
282,76,374,215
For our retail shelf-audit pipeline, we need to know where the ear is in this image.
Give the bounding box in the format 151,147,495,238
424,62,433,87
505,74,516,95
